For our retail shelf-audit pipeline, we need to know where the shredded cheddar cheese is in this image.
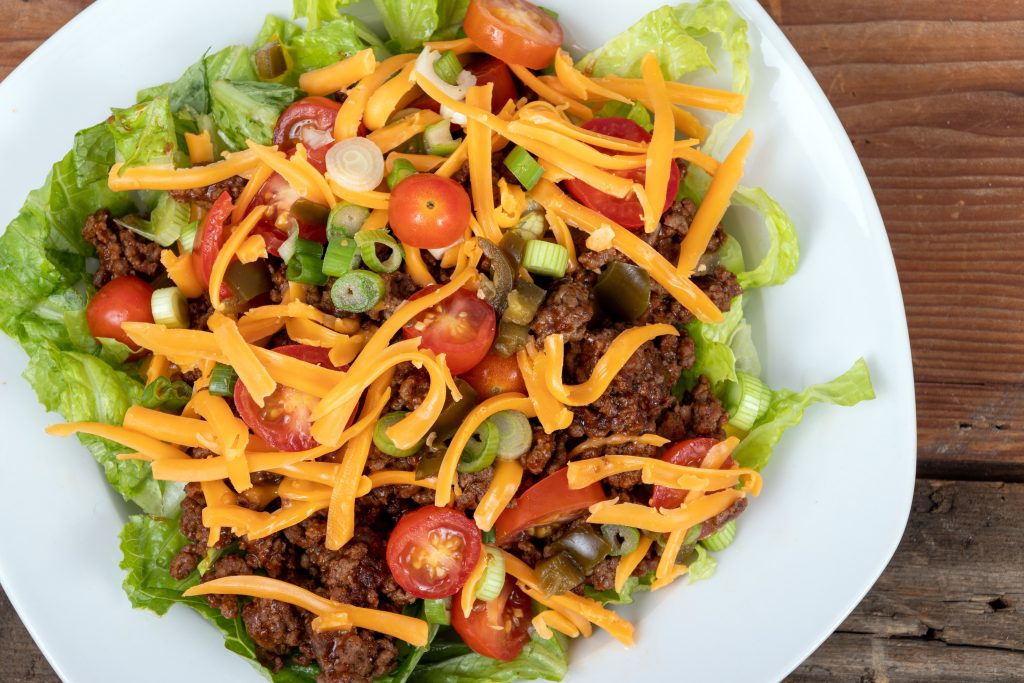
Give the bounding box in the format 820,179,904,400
108,149,261,191
299,48,376,96
184,131,214,165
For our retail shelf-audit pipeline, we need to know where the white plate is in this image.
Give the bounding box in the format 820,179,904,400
0,1,915,681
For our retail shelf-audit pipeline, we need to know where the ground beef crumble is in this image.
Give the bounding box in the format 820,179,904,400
82,209,163,287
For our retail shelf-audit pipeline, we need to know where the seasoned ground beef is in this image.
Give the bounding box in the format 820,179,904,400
656,375,729,441
169,176,248,207
701,497,748,539
454,467,495,511
530,278,593,343
310,628,399,683
188,293,215,331
82,209,162,287
367,270,418,322
201,555,252,619
388,362,431,412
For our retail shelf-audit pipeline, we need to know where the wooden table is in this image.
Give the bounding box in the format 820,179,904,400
1,1,1021,681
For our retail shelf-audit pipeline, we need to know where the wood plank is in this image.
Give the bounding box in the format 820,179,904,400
0,589,59,683
788,480,1024,680
0,0,92,80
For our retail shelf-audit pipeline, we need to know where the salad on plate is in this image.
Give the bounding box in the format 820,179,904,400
0,0,875,681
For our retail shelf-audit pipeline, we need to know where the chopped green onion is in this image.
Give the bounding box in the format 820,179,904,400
726,372,772,430
255,41,288,81
491,319,529,357
489,410,533,460
354,229,404,273
503,281,546,326
225,261,272,302
149,193,191,247
595,261,650,321
328,202,370,239
179,221,198,252
287,253,328,286
330,269,385,313
482,528,496,545
373,411,425,457
278,228,300,263
322,238,360,277
596,100,653,133
503,145,544,190
522,240,568,278
458,419,499,472
140,376,192,414
387,158,418,190
291,199,330,227
423,119,460,156
474,547,506,601
294,237,324,258
433,50,463,86
701,520,737,552
208,364,238,397
423,598,451,626
150,287,189,328
601,525,640,557
515,211,547,239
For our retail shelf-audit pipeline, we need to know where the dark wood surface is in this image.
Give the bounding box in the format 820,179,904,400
1,0,1021,681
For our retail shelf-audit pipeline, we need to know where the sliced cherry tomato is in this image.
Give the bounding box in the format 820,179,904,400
494,468,607,546
563,117,681,230
386,506,482,599
249,174,329,256
460,353,526,397
234,345,340,452
86,276,154,350
273,96,341,150
402,286,496,375
193,191,234,285
388,174,472,249
467,57,518,114
452,577,532,661
464,0,564,70
649,438,736,510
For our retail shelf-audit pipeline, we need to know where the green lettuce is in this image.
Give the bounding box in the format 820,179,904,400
733,359,876,471
108,97,181,169
584,572,655,605
407,630,568,683
678,293,758,393
120,514,318,682
206,45,259,83
291,0,360,30
210,80,297,149
595,100,653,132
577,6,712,80
686,545,717,583
255,14,304,49
730,186,799,290
288,17,379,73
372,0,469,51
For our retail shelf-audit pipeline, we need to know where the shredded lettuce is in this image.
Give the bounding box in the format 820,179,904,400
407,630,568,683
577,6,712,80
733,359,876,471
254,14,304,49
289,17,378,73
730,186,800,290
108,98,181,169
372,0,469,52
291,0,361,30
206,45,259,83
584,571,655,605
678,293,759,393
595,100,653,132
210,80,297,149
687,545,717,583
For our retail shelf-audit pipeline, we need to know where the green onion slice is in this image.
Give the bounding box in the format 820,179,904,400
700,520,737,552
330,269,385,313
458,419,499,472
387,158,418,190
208,364,238,397
373,411,425,457
601,525,641,557
423,598,451,626
322,238,360,277
423,119,460,156
522,239,568,278
726,372,772,431
150,287,189,329
474,546,506,601
433,50,463,86
327,202,370,240
149,193,191,247
354,229,404,273
515,211,547,239
489,410,533,460
287,252,328,286
294,236,324,258
503,145,544,191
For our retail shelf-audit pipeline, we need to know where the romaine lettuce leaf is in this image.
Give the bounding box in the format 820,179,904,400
206,45,259,83
255,14,305,49
120,514,317,682
584,572,655,605
210,80,297,149
291,0,360,30
686,544,717,583
678,294,758,393
288,17,378,73
733,358,876,471
409,630,568,683
108,97,181,169
372,0,469,52
577,6,712,81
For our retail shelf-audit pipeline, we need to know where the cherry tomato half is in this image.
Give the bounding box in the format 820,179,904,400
386,506,482,599
494,468,607,546
460,353,526,398
402,286,496,375
649,438,736,510
452,577,532,661
193,191,234,285
249,173,329,256
85,276,154,350
464,0,564,70
563,117,681,230
468,57,518,114
234,345,340,452
273,96,341,150
388,174,472,250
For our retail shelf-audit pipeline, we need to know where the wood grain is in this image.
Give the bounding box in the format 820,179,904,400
0,1,1022,682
